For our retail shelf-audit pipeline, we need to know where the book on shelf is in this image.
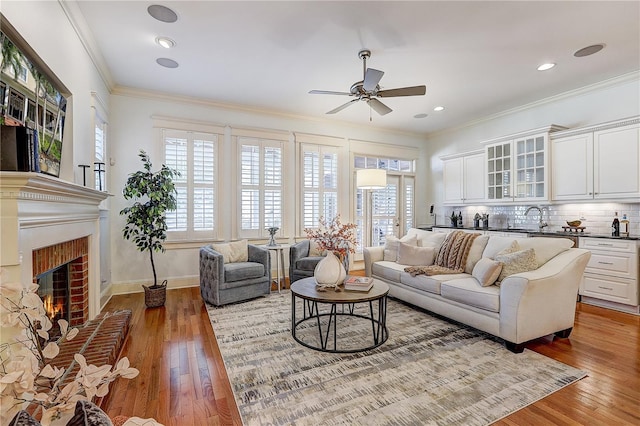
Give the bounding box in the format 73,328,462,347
344,276,374,292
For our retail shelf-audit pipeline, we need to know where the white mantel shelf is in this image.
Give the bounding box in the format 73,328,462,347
0,171,110,204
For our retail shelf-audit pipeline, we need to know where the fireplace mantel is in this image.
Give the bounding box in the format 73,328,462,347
1,171,109,320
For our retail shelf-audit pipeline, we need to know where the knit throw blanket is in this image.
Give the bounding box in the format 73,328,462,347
405,231,480,276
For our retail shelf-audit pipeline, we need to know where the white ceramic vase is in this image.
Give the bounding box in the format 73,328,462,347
314,251,346,289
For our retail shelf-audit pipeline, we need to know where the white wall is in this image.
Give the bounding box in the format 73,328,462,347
424,75,640,224
108,90,426,292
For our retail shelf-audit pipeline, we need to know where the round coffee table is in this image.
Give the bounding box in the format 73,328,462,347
290,277,389,353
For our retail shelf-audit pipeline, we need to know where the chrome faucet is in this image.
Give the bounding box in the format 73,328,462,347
525,206,548,231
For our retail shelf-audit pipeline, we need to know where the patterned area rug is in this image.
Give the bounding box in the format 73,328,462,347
206,292,586,425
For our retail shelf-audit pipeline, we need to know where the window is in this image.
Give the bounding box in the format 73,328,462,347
8,88,24,121
94,118,106,191
164,129,218,240
238,137,283,238
354,155,416,251
26,99,36,124
301,144,339,230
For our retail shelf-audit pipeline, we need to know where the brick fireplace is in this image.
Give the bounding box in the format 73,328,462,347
0,172,108,322
33,237,90,326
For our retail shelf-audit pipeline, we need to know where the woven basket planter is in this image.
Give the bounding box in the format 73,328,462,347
143,280,167,308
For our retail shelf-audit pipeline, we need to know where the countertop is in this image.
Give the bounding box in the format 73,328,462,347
422,225,640,241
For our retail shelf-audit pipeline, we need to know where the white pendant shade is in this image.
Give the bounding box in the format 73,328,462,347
357,169,387,189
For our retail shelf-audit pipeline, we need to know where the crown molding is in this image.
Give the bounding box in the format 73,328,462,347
428,71,640,140
59,0,114,90
550,116,640,139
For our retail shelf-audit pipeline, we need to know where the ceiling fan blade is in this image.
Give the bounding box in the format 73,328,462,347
377,85,426,97
327,99,359,114
367,98,392,116
363,68,384,92
309,90,352,96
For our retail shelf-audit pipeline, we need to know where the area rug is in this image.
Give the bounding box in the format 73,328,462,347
206,292,586,425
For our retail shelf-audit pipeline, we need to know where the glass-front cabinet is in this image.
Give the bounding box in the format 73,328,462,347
484,125,565,203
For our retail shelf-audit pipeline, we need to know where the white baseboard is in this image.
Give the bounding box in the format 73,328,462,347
110,276,199,295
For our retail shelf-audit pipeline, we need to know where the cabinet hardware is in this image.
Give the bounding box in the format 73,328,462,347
597,286,614,291
597,243,613,246
597,261,614,265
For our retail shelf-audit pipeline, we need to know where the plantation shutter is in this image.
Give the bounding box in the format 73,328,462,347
301,145,339,229
404,176,415,234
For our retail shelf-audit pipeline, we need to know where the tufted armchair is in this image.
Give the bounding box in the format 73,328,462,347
199,244,271,306
289,239,325,284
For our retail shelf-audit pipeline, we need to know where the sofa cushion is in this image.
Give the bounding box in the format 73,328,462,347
495,248,537,284
413,231,447,249
441,278,501,312
383,234,417,261
224,261,264,283
472,258,503,287
211,239,248,263
309,240,326,257
464,235,490,273
372,260,406,282
296,256,324,271
482,237,520,259
397,243,435,266
400,272,470,294
517,237,573,267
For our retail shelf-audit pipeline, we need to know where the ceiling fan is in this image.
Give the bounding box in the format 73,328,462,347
309,49,426,116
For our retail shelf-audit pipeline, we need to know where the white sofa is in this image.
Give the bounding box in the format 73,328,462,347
364,228,591,352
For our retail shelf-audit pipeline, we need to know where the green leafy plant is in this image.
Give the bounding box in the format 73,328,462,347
120,150,179,288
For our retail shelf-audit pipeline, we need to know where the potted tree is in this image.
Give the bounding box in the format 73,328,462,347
120,150,179,307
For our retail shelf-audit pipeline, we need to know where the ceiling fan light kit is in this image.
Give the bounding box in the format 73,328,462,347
310,49,426,116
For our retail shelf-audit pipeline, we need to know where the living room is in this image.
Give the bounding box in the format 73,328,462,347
1,1,639,425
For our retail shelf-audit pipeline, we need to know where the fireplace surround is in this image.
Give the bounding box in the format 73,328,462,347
0,172,108,322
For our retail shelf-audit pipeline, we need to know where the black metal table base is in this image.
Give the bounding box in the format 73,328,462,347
291,294,388,353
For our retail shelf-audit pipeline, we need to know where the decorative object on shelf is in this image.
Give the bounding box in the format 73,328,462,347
473,213,481,229
620,213,630,237
566,220,582,227
304,215,357,291
94,161,106,191
612,212,620,237
78,164,90,186
266,226,279,246
561,225,586,233
481,213,490,230
120,150,179,306
450,211,458,228
0,278,140,425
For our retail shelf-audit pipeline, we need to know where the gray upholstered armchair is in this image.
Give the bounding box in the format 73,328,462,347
199,244,271,306
289,240,325,284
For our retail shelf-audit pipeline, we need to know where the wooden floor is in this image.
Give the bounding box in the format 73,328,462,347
102,282,640,426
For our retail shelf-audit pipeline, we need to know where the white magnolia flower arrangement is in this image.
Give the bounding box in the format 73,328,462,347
0,278,140,425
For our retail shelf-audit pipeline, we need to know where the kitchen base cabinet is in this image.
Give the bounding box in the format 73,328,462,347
579,237,639,315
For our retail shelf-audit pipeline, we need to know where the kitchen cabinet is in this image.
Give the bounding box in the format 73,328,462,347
441,150,485,205
483,125,565,203
579,237,639,314
552,118,640,201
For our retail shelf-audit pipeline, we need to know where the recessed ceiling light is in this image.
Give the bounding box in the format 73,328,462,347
156,58,179,68
433,106,445,112
574,44,605,57
537,63,556,71
414,113,428,119
147,5,178,23
156,37,176,49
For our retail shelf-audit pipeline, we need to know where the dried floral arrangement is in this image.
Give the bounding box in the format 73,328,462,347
0,278,141,425
304,215,357,260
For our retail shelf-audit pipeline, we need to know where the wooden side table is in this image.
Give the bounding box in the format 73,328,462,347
263,244,290,293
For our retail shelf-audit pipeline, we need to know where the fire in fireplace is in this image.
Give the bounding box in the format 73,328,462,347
37,263,71,337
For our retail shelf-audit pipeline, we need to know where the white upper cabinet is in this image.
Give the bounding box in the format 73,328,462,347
552,118,640,201
484,126,564,203
441,150,485,205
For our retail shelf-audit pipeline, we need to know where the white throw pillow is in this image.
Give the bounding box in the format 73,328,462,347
211,239,248,263
308,239,326,257
472,257,503,287
517,237,573,267
494,248,537,284
464,235,490,274
383,234,417,261
483,237,520,259
397,242,435,266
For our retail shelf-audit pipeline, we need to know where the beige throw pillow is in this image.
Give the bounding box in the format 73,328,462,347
384,234,417,261
464,235,490,274
211,239,248,263
494,248,537,284
472,257,503,287
397,242,435,266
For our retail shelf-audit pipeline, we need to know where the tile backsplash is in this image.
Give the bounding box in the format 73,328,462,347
436,203,640,236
